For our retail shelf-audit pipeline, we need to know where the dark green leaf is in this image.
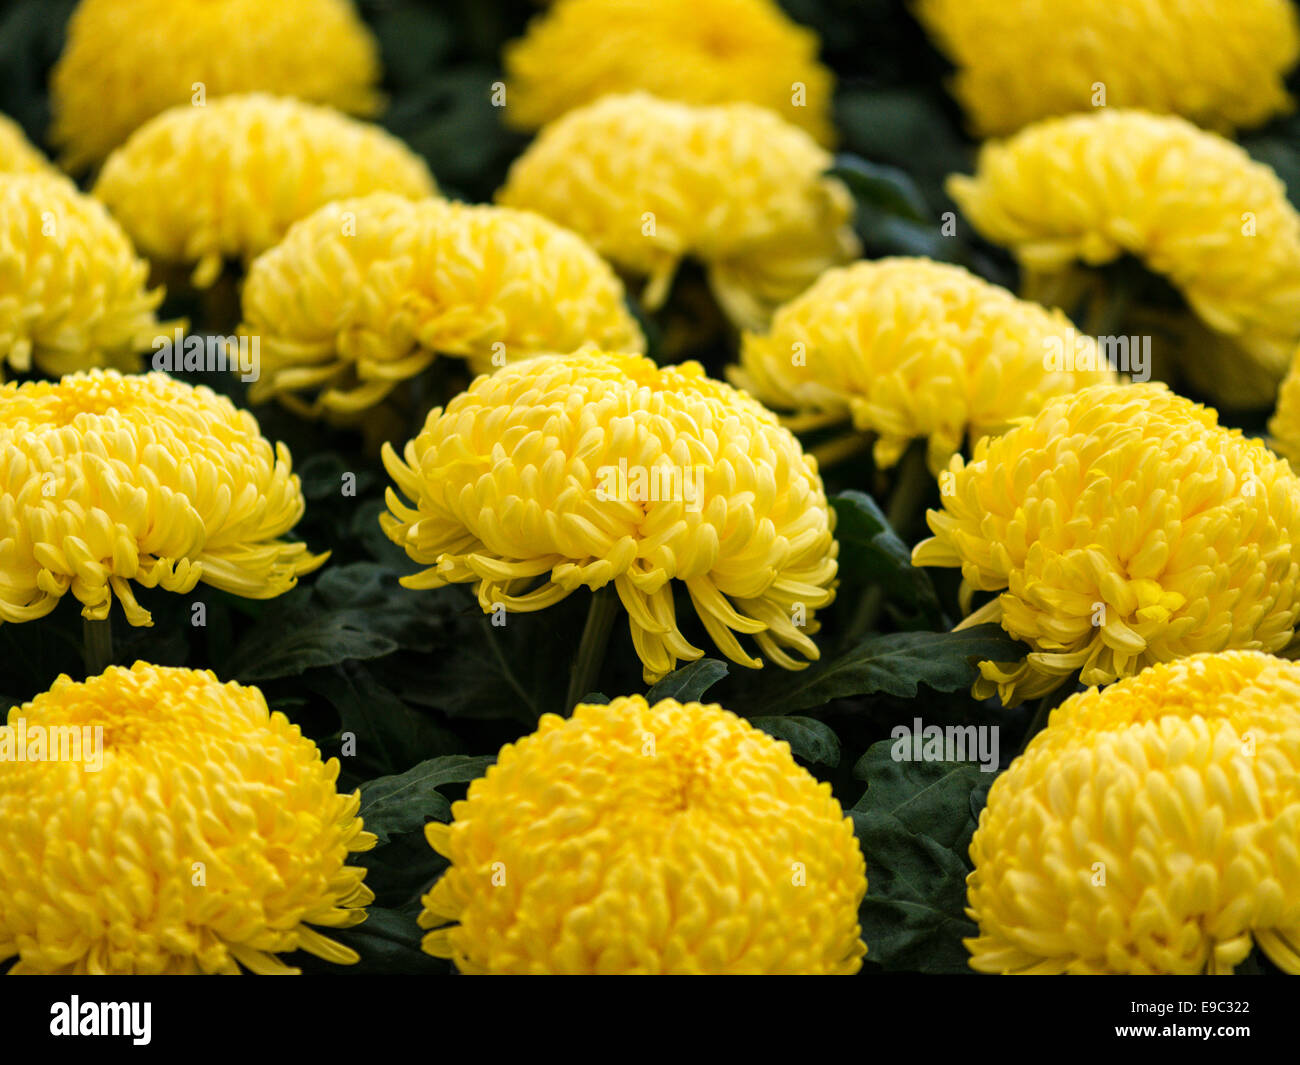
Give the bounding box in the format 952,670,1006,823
360,754,496,844
750,624,1025,714
832,491,944,628
829,153,931,223
750,716,841,766
850,738,993,972
645,658,729,703
307,663,457,776
224,606,398,681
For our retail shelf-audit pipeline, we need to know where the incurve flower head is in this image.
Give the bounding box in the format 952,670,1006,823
731,257,1117,474
916,0,1299,137
381,350,838,682
241,194,645,415
0,661,375,974
497,93,859,330
0,172,164,378
51,0,381,171
0,113,52,175
420,694,866,974
0,369,326,626
503,0,833,144
948,110,1300,408
912,383,1300,707
967,650,1300,974
92,93,437,288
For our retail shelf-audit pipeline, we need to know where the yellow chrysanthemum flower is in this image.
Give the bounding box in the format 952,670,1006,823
1266,345,1300,467
240,194,645,415
916,0,1300,137
51,0,381,171
731,258,1118,474
912,383,1300,707
0,114,52,174
0,662,375,974
503,0,833,144
967,651,1300,974
420,694,866,974
948,110,1300,408
381,350,838,682
92,93,437,288
497,93,859,330
0,173,163,378
0,369,326,626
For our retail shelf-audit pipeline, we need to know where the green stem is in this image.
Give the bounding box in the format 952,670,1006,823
565,585,619,711
1017,674,1080,754
83,618,114,677
844,441,930,642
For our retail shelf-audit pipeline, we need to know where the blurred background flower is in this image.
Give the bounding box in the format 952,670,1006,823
241,194,644,416
949,110,1300,409
50,0,381,171
503,0,834,143
497,93,858,332
92,93,436,288
732,257,1116,475
915,0,1299,137
0,172,163,377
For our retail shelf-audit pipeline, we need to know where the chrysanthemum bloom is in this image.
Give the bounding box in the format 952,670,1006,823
503,0,833,144
0,114,52,174
915,0,1299,138
948,110,1300,408
731,258,1117,474
0,369,326,626
50,0,381,171
0,173,164,378
420,694,866,974
92,93,437,288
240,194,645,415
1266,346,1300,467
382,351,837,681
0,662,375,974
497,93,859,330
912,383,1300,707
967,651,1300,974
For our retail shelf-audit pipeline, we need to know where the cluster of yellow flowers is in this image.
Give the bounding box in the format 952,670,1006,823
6,0,1300,979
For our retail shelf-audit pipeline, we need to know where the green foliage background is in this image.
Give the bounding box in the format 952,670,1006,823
1,0,1297,975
